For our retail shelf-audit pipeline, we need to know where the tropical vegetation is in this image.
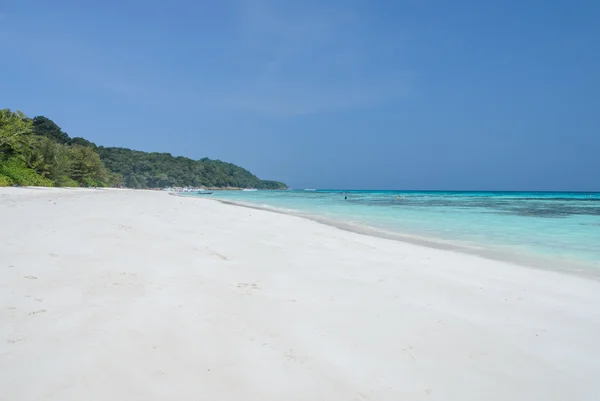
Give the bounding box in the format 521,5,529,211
0,109,286,189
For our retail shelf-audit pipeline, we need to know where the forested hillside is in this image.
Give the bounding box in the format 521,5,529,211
0,110,114,187
97,147,286,189
0,109,286,189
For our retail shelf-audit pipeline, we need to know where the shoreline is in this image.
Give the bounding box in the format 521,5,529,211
3,187,600,400
175,193,600,280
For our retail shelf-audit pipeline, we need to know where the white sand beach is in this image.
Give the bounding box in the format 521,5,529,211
1,187,599,401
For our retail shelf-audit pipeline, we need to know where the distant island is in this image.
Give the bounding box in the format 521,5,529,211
0,109,287,189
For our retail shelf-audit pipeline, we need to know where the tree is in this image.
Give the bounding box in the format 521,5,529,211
35,137,74,185
0,110,55,186
96,146,288,189
69,137,96,148
108,171,124,187
127,174,140,188
68,145,110,186
2,108,287,189
0,109,34,159
31,116,70,144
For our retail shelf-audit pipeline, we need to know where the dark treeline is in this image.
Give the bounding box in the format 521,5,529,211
0,109,286,189
97,147,285,189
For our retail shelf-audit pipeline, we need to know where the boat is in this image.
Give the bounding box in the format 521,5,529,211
196,190,213,195
242,188,257,192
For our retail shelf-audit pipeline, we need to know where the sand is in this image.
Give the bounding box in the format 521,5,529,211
1,187,599,401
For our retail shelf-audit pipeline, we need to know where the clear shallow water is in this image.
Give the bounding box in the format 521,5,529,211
184,190,600,276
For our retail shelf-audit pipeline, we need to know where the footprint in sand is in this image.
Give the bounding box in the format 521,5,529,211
237,282,260,294
211,251,229,260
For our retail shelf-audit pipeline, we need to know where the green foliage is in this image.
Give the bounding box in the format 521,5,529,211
97,147,287,189
31,116,70,144
68,145,110,187
0,158,55,186
69,137,96,148
0,109,34,158
1,109,287,189
0,173,14,186
35,137,72,184
260,180,289,189
107,171,124,187
56,176,79,187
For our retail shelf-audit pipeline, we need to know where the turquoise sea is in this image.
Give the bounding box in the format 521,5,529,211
185,190,600,277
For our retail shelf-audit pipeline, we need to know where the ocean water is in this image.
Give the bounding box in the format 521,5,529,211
185,190,600,276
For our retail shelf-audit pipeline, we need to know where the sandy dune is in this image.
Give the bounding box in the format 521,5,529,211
1,187,599,400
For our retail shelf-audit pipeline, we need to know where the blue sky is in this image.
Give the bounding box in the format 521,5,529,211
1,0,598,190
